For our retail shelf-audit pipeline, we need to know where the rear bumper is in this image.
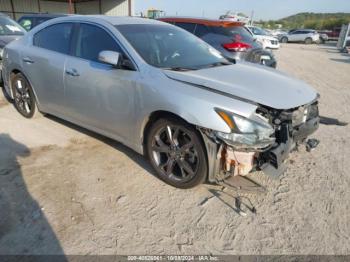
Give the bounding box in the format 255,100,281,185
245,49,277,68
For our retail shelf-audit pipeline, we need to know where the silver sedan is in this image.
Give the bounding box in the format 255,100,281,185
2,16,319,188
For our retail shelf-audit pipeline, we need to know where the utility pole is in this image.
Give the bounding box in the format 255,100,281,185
250,10,254,25
68,0,73,14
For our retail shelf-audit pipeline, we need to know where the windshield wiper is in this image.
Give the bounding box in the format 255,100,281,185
163,67,198,72
199,61,233,69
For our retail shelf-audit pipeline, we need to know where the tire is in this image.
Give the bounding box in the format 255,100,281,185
281,37,288,43
305,38,312,45
146,117,207,189
11,73,38,119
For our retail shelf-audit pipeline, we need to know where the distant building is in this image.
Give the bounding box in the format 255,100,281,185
0,0,133,20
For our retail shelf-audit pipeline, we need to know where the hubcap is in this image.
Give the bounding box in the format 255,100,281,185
151,125,199,182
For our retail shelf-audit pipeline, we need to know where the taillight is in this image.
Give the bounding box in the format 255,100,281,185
222,42,252,52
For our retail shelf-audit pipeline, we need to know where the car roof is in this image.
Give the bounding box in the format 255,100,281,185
292,29,315,32
158,16,244,27
19,13,68,18
0,12,11,17
60,15,166,26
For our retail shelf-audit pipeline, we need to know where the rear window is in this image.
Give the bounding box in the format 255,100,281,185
33,23,73,54
211,26,255,44
175,22,196,33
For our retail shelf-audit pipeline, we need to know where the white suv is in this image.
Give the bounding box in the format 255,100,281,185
246,26,280,49
280,29,320,44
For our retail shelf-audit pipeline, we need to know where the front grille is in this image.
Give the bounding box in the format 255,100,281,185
270,40,278,45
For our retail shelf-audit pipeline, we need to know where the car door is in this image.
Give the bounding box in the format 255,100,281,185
63,23,138,141
297,31,308,41
288,30,299,41
21,22,74,114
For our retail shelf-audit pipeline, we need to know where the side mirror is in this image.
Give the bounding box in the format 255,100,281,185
98,50,121,67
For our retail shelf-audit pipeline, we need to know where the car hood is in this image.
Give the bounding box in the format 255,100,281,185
256,35,278,41
0,35,23,48
163,63,317,110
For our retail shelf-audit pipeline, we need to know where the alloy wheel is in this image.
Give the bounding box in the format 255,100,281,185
151,125,199,183
13,77,34,118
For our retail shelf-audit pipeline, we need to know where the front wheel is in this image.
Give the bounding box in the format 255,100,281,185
11,73,38,118
305,38,312,44
281,37,288,43
146,118,208,189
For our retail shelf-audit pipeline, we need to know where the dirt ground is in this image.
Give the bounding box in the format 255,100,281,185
0,43,350,255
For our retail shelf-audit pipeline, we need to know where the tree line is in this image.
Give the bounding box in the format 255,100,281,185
258,12,350,30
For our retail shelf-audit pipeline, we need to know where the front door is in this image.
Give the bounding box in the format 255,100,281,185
63,23,138,141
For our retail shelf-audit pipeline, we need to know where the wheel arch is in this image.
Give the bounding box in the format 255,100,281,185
141,110,209,160
9,69,41,109
142,110,197,150
142,109,211,184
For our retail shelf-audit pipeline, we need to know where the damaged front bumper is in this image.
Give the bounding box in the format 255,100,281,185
201,106,320,183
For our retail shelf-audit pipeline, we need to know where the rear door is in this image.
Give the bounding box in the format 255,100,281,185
21,22,74,114
63,23,137,139
288,30,301,41
292,30,307,41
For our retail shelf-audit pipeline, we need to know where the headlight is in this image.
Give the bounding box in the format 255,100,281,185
215,109,275,150
0,48,3,59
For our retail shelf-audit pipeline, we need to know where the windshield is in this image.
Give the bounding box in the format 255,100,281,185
0,16,25,36
116,24,230,70
250,27,268,36
212,26,256,44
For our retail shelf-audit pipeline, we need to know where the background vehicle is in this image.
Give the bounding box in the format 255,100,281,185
279,29,320,44
219,11,250,23
146,8,165,19
159,17,277,68
318,32,329,43
318,27,341,41
0,13,25,78
2,16,319,189
18,13,67,31
246,25,280,49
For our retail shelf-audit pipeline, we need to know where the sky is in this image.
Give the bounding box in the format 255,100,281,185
135,0,350,20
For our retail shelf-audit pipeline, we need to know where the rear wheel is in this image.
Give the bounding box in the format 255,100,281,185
305,38,312,44
11,73,38,118
146,118,207,189
281,37,288,43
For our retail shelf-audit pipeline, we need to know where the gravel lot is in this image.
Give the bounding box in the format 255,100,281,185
0,43,349,255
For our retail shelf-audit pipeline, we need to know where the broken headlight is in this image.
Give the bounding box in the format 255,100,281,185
215,109,275,150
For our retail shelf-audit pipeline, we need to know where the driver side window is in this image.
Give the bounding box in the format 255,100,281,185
74,23,123,62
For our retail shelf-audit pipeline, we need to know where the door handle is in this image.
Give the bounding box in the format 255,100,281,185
23,57,34,64
65,68,80,77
